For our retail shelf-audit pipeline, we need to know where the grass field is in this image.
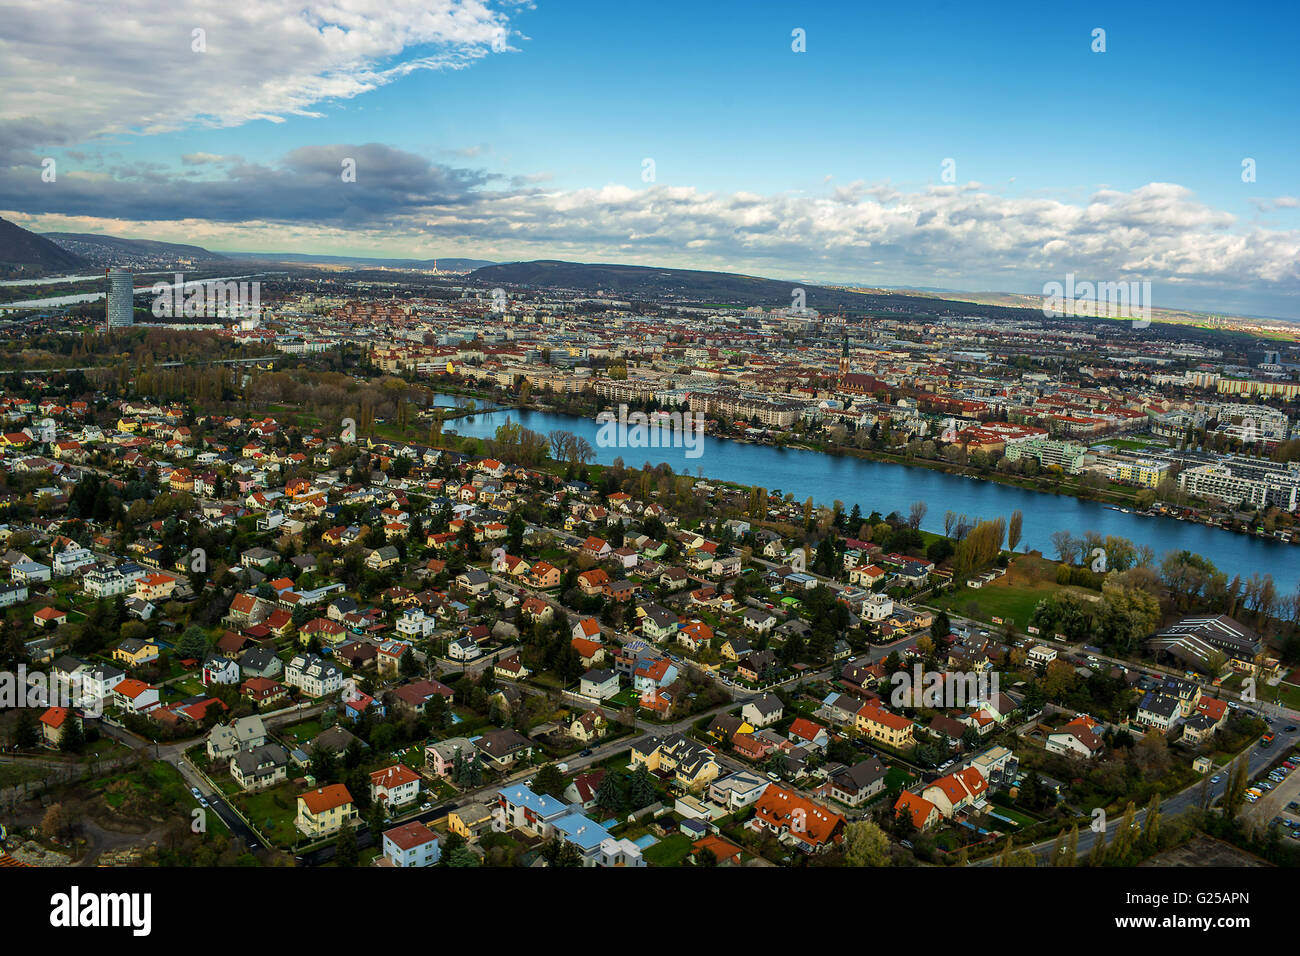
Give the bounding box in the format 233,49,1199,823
642,833,693,866
929,555,1099,630
235,784,300,847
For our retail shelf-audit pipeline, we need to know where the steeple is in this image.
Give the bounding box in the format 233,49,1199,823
838,332,850,378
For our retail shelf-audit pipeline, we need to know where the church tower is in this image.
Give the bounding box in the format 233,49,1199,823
838,333,850,379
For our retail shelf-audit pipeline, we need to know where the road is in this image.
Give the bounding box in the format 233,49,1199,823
974,723,1300,865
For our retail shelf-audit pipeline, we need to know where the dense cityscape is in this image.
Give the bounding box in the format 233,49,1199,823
2,0,1298,937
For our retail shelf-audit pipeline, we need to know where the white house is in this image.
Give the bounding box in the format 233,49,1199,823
382,821,442,867
202,656,240,686
395,607,438,639
370,764,421,809
579,668,620,700
284,653,344,698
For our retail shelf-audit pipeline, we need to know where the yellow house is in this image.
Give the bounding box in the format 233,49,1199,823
719,639,749,662
113,638,160,667
447,802,493,838
856,704,916,749
296,784,357,838
135,573,178,602
633,734,719,793
116,418,140,433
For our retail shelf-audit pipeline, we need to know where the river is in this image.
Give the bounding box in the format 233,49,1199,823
445,403,1300,585
0,274,266,312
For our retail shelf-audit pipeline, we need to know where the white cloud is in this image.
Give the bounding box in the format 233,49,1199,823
0,0,519,147
6,154,1299,315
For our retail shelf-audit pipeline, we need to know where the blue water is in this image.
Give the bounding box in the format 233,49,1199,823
445,403,1300,585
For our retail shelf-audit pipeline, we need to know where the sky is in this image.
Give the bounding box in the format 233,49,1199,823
1,0,1298,317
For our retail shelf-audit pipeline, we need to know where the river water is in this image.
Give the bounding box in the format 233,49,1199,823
445,403,1300,585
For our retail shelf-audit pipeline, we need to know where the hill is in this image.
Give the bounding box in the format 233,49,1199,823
467,260,1046,319
228,252,493,272
43,232,229,269
0,217,87,279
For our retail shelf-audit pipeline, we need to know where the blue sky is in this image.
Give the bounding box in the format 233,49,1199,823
1,0,1298,316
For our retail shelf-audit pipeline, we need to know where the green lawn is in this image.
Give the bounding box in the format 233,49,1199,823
234,784,300,847
642,833,693,866
931,575,1100,631
282,720,324,743
884,767,914,791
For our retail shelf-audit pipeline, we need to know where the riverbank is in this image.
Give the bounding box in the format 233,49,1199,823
374,388,1299,580
456,389,1290,547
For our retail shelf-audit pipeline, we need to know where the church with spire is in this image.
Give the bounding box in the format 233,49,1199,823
836,332,884,397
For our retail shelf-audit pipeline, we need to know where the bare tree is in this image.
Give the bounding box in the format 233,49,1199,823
908,500,928,531
1051,530,1078,565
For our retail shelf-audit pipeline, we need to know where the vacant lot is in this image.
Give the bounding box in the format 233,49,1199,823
931,555,1100,630
1139,835,1270,867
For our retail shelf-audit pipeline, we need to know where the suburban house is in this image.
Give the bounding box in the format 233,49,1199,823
296,784,358,837
231,742,290,791
828,757,888,807
207,715,268,762
370,763,422,809
382,821,441,867
749,785,845,852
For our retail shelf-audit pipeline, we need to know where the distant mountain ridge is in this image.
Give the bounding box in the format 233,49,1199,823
467,259,1045,318
0,217,87,279
43,232,229,268
228,252,494,272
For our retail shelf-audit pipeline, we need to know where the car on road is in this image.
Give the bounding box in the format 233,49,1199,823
191,786,202,798
579,749,593,757
419,802,432,811
1287,725,1298,733
198,797,209,808
1211,775,1223,783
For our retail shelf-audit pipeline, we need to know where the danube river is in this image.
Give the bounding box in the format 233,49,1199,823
445,404,1300,585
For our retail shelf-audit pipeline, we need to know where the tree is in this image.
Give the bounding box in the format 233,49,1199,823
176,625,210,659
1051,529,1078,564
533,763,565,799
594,772,625,815
334,822,358,866
1008,510,1023,552
541,836,583,867
41,803,71,841
627,764,656,810
14,708,39,749
58,718,85,754
843,820,891,866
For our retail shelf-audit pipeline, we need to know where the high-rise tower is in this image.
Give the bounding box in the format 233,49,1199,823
105,268,134,329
